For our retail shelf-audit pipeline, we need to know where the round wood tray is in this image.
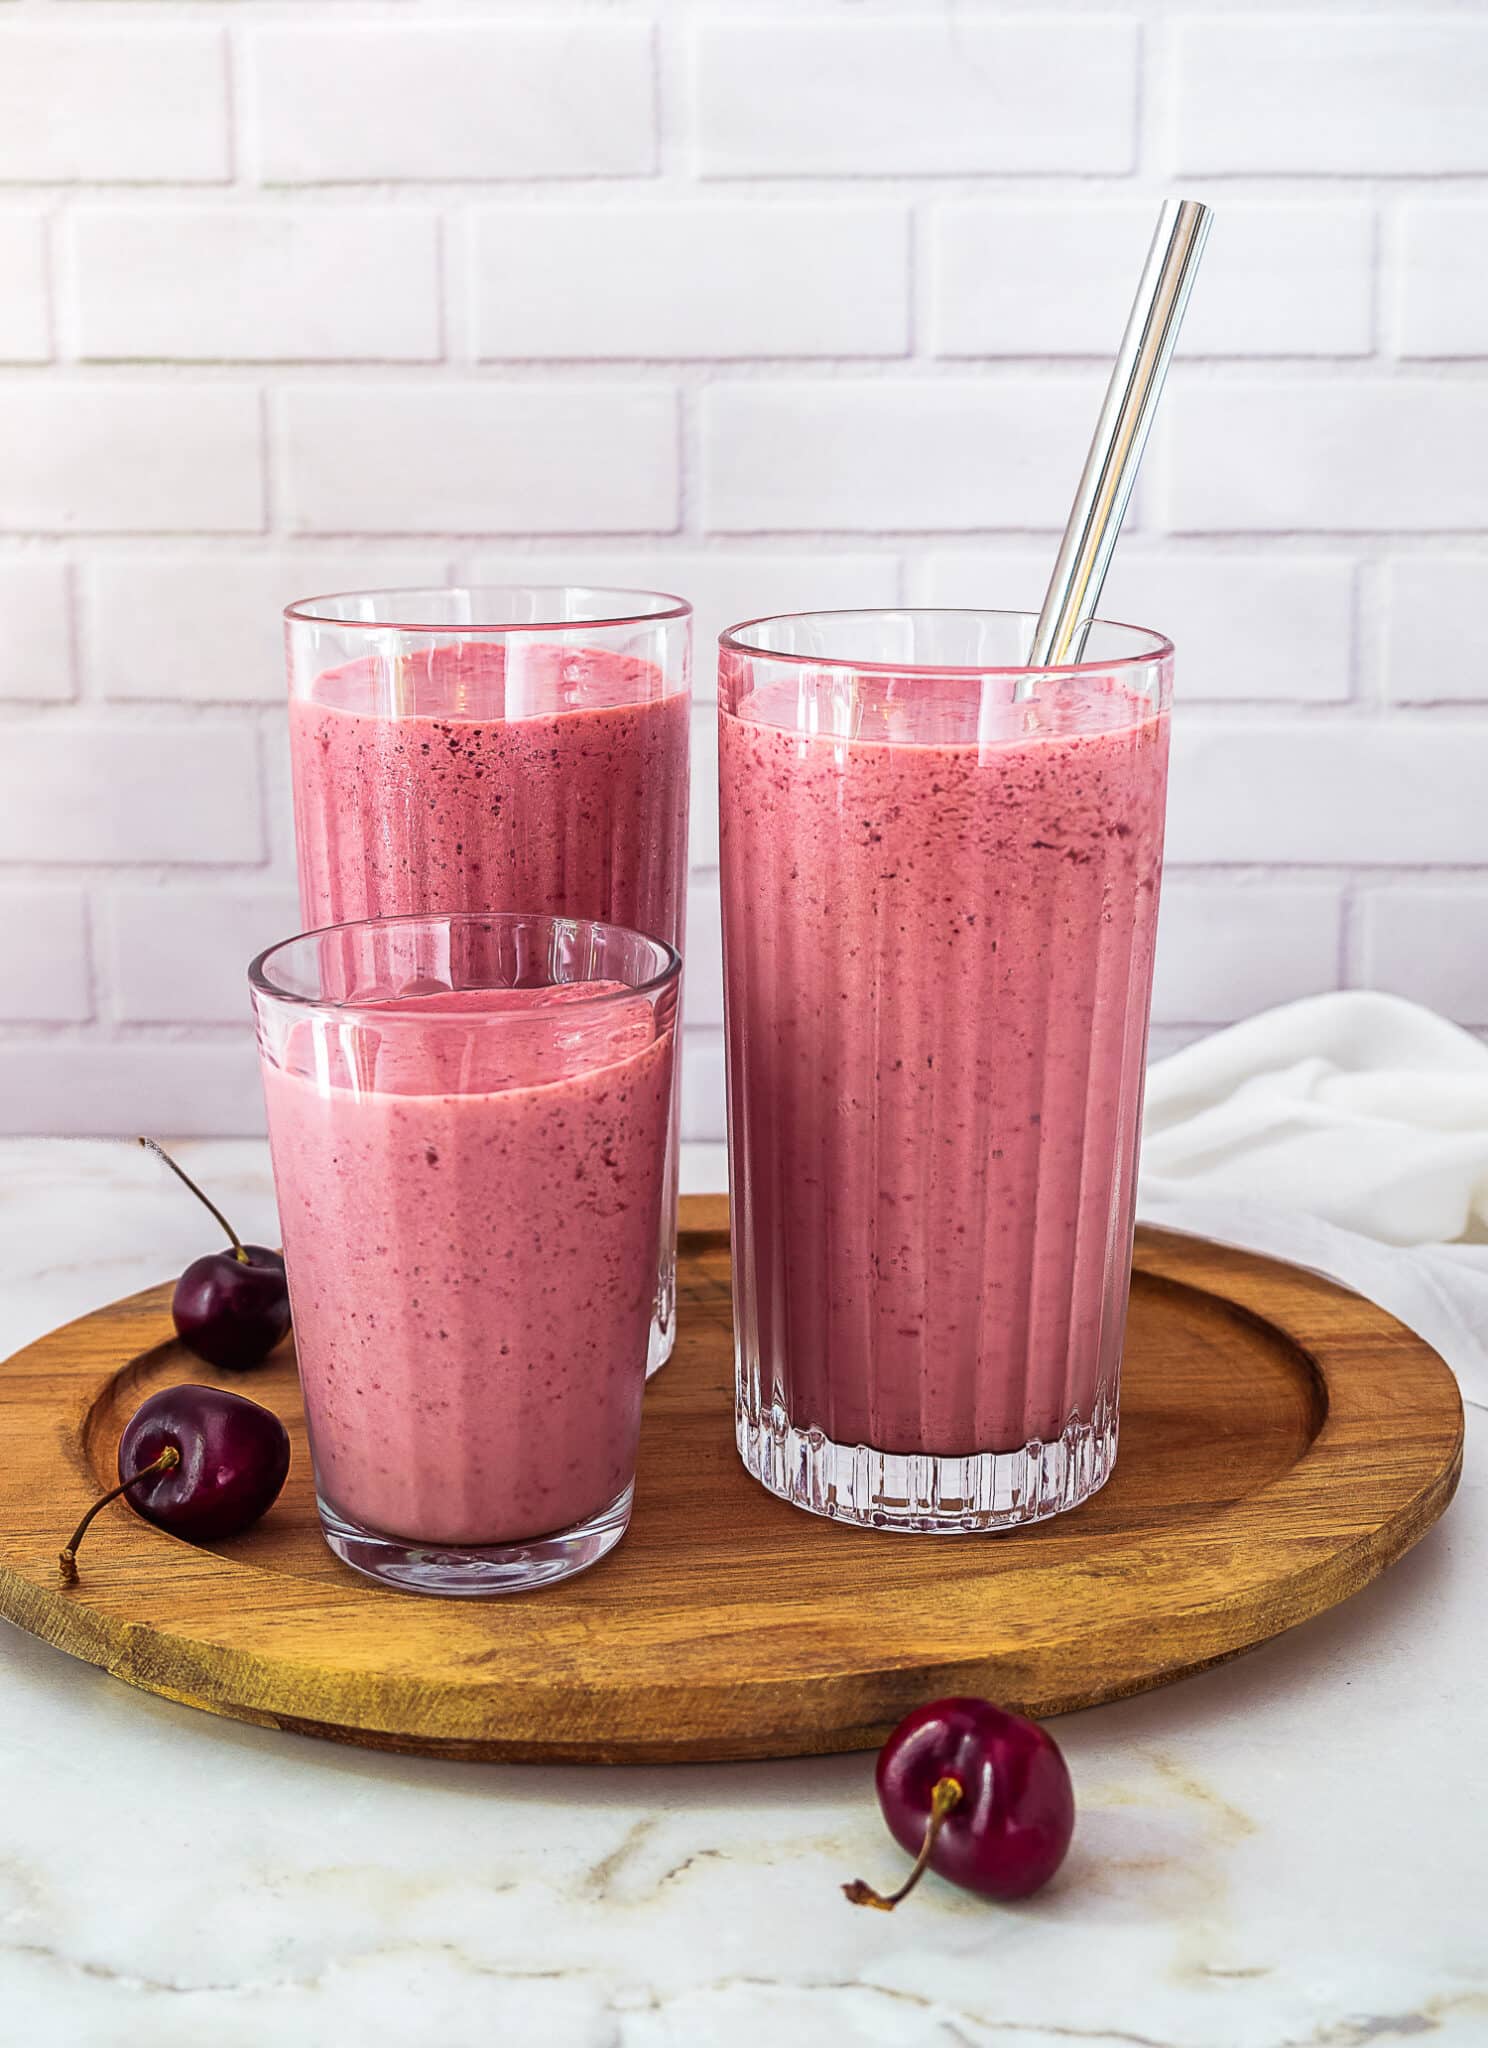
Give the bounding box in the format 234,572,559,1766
0,1198,1463,1764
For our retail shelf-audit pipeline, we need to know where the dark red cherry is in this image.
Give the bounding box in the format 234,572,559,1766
844,1697,1075,1910
59,1383,291,1584
142,1138,291,1369
173,1245,290,1371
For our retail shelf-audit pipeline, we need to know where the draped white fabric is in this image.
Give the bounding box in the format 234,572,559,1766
1138,992,1488,1408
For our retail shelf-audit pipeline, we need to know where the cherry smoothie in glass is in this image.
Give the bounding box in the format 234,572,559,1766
284,590,690,1372
719,610,1172,1533
252,912,679,1596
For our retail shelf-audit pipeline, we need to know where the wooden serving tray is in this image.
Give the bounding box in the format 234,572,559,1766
0,1199,1463,1764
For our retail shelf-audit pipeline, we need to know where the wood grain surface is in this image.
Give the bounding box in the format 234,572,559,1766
0,1198,1464,1763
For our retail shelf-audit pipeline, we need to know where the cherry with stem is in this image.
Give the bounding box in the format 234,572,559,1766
56,1383,292,1587
844,1775,963,1911
141,1136,249,1263
141,1137,292,1370
58,1447,180,1585
842,1697,1076,1910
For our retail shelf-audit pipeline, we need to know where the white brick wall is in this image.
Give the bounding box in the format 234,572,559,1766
85,551,451,703
702,379,1109,532
1396,203,1488,360
0,213,51,364
1357,887,1488,1024
0,388,263,534
247,24,656,184
0,1,1486,1138
471,203,910,360
280,385,679,534
1173,18,1488,176
1383,560,1488,703
1159,381,1488,533
70,209,444,364
0,887,92,1024
1153,883,1344,1024
0,27,229,184
0,726,263,866
105,885,300,1024
1169,723,1488,866
0,563,73,701
683,878,723,1030
693,18,1139,176
930,202,1375,360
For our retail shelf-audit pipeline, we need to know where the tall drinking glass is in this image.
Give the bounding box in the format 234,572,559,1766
719,610,1172,1533
252,911,680,1595
284,587,691,1372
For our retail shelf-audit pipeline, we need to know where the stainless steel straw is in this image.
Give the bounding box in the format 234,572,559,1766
1022,198,1213,686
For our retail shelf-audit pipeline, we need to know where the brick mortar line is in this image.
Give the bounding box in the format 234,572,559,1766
13,0,1488,14
15,181,1488,199
4,534,1487,555
14,177,1488,201
7,360,1488,379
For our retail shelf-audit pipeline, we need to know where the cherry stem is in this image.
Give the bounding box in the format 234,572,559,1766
58,1446,181,1586
139,1136,247,1263
842,1775,963,1912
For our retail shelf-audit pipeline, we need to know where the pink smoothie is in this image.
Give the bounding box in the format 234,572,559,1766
720,673,1169,1458
262,984,673,1547
289,639,689,945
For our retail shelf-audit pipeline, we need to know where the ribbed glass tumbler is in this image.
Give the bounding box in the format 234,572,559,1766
718,609,1173,1532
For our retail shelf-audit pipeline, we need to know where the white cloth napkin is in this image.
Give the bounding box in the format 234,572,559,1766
1137,991,1488,1409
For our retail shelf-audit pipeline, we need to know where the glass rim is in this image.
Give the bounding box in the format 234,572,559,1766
284,584,693,634
718,606,1173,678
249,910,683,1020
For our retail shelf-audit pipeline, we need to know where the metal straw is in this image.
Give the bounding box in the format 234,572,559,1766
1022,198,1213,686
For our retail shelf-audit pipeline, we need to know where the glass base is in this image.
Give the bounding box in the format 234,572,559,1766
647,1255,676,1375
647,1312,675,1374
316,1481,633,1596
736,1402,1118,1533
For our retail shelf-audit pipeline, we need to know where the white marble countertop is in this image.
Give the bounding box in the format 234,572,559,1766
1,1138,1484,2047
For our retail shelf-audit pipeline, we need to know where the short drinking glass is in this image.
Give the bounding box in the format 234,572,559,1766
252,911,680,1595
